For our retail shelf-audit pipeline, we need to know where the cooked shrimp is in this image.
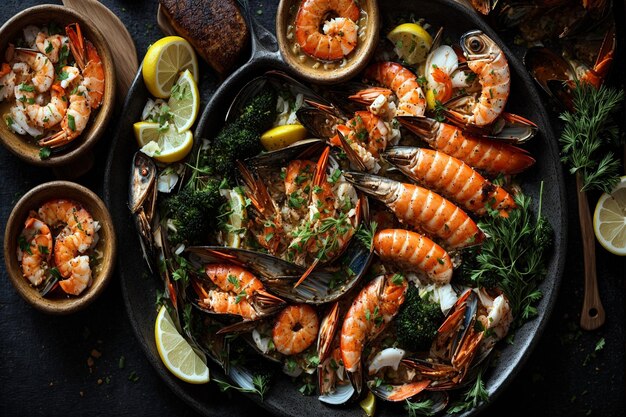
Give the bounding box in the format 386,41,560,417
345,172,484,249
475,289,513,348
18,217,53,286
445,30,510,127
12,49,54,93
26,82,67,129
295,0,360,61
340,274,407,376
398,116,535,175
57,65,80,89
362,62,426,117
193,264,285,320
37,199,95,277
8,105,43,137
0,63,16,101
273,304,319,355
35,32,68,63
205,264,265,297
425,45,460,104
331,111,391,173
58,255,92,295
237,161,284,255
373,229,453,284
66,23,104,109
383,147,516,216
284,159,315,196
38,84,90,148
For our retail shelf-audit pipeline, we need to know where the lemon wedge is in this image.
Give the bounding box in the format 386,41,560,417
359,391,376,417
387,23,433,65
260,124,307,151
134,121,194,163
593,176,626,256
154,305,209,384
426,89,437,110
221,188,248,248
142,36,199,98
168,69,200,132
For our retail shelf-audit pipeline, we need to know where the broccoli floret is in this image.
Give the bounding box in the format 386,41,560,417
166,178,223,244
396,285,444,351
455,246,499,290
201,86,277,178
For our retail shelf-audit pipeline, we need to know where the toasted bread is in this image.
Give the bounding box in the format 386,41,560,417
159,0,249,76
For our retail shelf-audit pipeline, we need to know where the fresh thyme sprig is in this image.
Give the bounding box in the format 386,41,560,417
355,221,378,250
559,83,624,194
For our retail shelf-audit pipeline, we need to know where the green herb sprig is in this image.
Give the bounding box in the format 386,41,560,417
448,369,489,413
469,184,553,327
559,83,624,194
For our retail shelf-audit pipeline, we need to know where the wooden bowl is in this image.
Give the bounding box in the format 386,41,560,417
276,0,379,84
4,181,117,314
0,5,116,167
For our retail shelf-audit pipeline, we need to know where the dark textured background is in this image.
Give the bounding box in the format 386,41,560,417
0,1,624,416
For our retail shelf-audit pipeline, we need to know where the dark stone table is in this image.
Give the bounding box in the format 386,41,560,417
1,1,624,416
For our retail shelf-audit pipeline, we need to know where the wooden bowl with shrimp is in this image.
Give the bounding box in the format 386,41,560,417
276,0,380,84
0,5,116,168
4,181,117,315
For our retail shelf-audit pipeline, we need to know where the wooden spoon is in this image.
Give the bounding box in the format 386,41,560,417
62,0,138,103
576,173,606,330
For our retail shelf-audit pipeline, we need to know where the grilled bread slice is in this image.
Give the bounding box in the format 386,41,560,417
159,0,249,76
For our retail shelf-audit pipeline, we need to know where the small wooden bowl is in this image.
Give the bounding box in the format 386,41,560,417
0,5,116,167
276,0,379,84
4,181,117,314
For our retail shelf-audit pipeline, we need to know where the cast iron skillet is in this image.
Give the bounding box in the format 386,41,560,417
104,1,567,416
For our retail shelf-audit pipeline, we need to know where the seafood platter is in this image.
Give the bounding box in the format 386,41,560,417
104,0,566,416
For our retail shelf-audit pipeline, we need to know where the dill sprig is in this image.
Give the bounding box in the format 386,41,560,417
559,83,623,194
448,369,489,413
405,398,436,416
213,373,271,400
470,184,553,328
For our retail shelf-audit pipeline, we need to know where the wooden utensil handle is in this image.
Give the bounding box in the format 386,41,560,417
576,173,605,330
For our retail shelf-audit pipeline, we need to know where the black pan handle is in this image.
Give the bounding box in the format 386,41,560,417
238,0,282,62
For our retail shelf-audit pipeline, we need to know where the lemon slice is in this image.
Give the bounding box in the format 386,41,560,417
221,188,248,248
134,121,194,163
387,23,433,65
593,176,626,255
168,69,200,132
260,124,307,151
360,391,376,417
154,305,209,384
142,36,199,98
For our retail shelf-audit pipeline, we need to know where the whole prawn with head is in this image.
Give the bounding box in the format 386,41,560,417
295,0,361,61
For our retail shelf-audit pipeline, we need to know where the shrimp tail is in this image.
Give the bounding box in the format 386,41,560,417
66,23,86,70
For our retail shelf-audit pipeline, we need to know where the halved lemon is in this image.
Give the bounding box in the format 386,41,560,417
593,176,626,255
168,69,200,132
221,188,248,248
134,121,193,163
260,124,307,151
387,23,433,65
154,305,209,384
142,36,199,98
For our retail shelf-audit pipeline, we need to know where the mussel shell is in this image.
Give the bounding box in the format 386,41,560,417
318,383,356,405
246,138,327,168
129,151,157,214
186,245,373,305
524,47,576,99
225,70,336,127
